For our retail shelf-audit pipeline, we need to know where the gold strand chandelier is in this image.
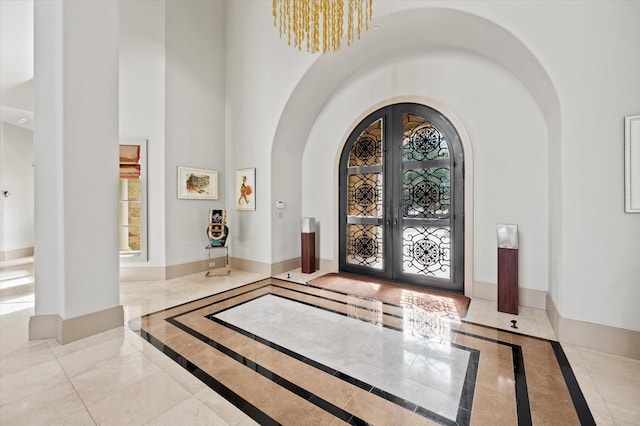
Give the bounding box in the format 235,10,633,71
273,0,373,54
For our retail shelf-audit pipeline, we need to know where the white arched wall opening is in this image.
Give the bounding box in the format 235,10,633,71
329,96,474,295
271,7,561,300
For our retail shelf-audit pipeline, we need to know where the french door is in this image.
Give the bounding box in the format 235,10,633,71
339,103,464,293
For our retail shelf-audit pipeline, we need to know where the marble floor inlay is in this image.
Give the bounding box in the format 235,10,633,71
132,277,595,426
213,294,473,423
4,259,639,425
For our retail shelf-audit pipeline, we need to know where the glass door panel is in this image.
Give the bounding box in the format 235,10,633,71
398,112,453,284
402,225,451,279
346,223,384,269
343,119,386,273
340,104,464,293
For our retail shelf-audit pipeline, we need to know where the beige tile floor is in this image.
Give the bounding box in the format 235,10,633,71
1,258,638,425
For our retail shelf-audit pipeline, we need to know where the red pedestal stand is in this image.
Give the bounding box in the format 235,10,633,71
498,247,518,315
301,232,316,274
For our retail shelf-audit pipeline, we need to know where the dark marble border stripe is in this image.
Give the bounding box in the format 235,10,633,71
210,314,456,426
273,281,407,320
136,278,272,317
161,280,407,327
165,316,369,425
158,278,457,340
550,342,596,426
135,329,279,426
154,283,271,323
453,328,516,347
207,293,475,425
156,281,529,425
260,292,530,426
285,278,593,425
133,278,595,426
460,318,558,342
511,345,532,426
450,329,531,425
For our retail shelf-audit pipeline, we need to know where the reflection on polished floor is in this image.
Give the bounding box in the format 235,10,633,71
1,257,639,425
135,278,586,425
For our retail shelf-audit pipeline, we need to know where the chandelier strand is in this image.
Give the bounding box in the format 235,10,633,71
273,0,373,53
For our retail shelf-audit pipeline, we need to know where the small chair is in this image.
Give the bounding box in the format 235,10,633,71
207,209,228,247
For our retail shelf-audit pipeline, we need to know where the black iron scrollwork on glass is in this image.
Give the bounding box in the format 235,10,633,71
402,115,449,161
354,235,376,257
402,168,450,219
414,239,440,266
354,136,378,162
349,119,383,167
411,124,440,154
354,184,376,207
347,224,383,268
414,180,440,208
348,173,382,217
402,226,450,278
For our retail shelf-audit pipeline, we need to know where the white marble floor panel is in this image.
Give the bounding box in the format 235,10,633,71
214,294,471,421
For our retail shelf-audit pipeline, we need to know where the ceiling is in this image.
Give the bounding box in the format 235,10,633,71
0,0,34,131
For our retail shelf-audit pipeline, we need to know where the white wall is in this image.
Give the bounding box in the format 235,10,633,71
119,0,226,269
0,0,34,258
226,1,639,332
541,3,640,330
0,0,33,112
225,1,315,265
165,0,226,267
302,50,549,291
24,0,638,333
119,0,167,267
0,123,34,254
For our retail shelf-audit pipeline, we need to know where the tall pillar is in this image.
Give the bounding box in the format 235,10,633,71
301,217,316,274
497,224,519,315
30,0,123,344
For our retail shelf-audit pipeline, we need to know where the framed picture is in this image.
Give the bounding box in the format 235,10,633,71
177,167,218,200
236,168,256,211
625,115,640,213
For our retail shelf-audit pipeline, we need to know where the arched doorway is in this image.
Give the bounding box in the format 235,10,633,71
339,103,464,293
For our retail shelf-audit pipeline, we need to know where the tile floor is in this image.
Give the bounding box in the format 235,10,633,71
0,258,638,425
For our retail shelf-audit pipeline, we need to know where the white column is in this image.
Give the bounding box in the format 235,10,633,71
31,0,122,343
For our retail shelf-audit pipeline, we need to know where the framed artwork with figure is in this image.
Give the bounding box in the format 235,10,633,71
236,168,256,211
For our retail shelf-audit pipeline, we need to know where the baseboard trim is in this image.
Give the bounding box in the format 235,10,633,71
270,257,301,276
59,305,124,345
546,293,561,332
28,314,62,341
319,258,338,273
120,257,230,281
547,294,640,360
229,257,272,276
0,247,34,261
166,259,206,280
472,281,496,301
29,305,124,345
120,256,334,280
119,266,167,281
472,281,546,309
268,257,337,276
